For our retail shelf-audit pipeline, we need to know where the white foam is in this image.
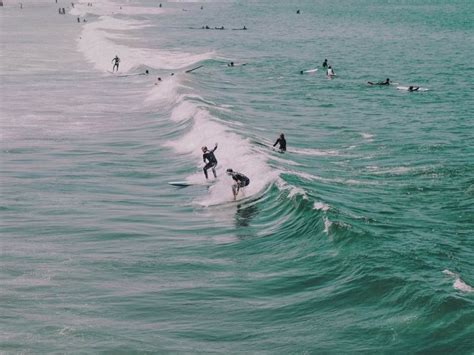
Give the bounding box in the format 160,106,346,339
313,202,330,212
72,0,165,17
323,217,332,234
443,270,473,293
77,16,213,73
289,147,341,157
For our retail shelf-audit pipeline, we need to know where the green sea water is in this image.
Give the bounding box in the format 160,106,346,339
1,0,473,352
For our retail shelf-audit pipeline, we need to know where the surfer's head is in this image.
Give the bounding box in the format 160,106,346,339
226,168,233,175
202,146,208,152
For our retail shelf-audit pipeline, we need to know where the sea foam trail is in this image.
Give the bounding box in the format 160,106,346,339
443,270,473,293
77,16,212,73
158,85,279,205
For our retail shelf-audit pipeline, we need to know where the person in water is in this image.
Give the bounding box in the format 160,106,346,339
226,169,250,200
322,59,328,68
228,62,234,67
273,133,286,152
111,55,120,72
326,65,335,76
202,143,218,179
368,78,390,86
408,86,420,92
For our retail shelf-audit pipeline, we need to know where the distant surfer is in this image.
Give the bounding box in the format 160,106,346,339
408,86,420,92
296,9,300,14
202,143,218,179
326,65,335,77
322,59,328,68
154,77,162,85
228,62,234,67
111,55,120,72
273,133,286,152
368,78,390,86
226,169,250,200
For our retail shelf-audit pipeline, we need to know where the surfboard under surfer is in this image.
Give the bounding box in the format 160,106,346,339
202,143,218,179
226,169,250,200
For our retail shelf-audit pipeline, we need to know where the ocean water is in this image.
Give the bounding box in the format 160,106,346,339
1,0,473,352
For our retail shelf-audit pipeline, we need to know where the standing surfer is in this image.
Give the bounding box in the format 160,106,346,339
111,55,120,72
202,143,218,179
226,169,250,200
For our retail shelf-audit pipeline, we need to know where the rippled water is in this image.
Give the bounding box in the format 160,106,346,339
1,0,473,352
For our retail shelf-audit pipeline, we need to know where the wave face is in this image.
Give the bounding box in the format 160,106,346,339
1,0,473,352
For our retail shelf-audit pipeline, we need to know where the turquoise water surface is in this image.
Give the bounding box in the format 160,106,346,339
1,0,473,352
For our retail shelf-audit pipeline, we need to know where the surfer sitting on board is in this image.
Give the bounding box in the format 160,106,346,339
368,78,390,86
226,169,250,200
273,133,286,152
112,55,120,72
326,66,335,77
202,143,218,179
322,59,328,68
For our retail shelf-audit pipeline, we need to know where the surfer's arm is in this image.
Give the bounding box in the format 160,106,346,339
211,143,218,153
273,139,279,147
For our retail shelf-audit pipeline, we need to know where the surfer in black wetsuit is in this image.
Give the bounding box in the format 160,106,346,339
273,133,286,152
408,86,420,92
226,169,250,199
322,59,328,68
368,78,390,86
112,55,120,72
202,143,218,179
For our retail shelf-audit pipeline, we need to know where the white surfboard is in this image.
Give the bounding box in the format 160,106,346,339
301,68,318,74
397,86,429,92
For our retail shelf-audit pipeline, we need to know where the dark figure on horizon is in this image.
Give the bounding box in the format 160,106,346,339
273,133,287,152
111,55,120,72
296,9,300,14
226,169,250,200
368,78,390,86
202,143,218,179
322,59,328,68
228,62,234,67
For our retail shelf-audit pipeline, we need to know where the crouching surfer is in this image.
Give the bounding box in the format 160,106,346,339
226,169,250,200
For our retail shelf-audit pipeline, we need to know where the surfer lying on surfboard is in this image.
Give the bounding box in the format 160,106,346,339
368,78,390,86
226,169,250,200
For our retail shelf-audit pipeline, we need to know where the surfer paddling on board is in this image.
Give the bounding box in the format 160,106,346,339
273,133,286,152
368,78,390,86
408,86,420,92
226,169,250,200
202,143,218,179
111,55,120,72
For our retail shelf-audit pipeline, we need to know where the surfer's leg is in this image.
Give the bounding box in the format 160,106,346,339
203,167,209,179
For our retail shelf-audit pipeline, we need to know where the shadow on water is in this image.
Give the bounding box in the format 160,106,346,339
235,202,259,228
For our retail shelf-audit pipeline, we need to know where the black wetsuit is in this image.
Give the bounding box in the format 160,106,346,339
322,60,328,68
231,172,250,188
203,146,218,178
273,137,286,151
